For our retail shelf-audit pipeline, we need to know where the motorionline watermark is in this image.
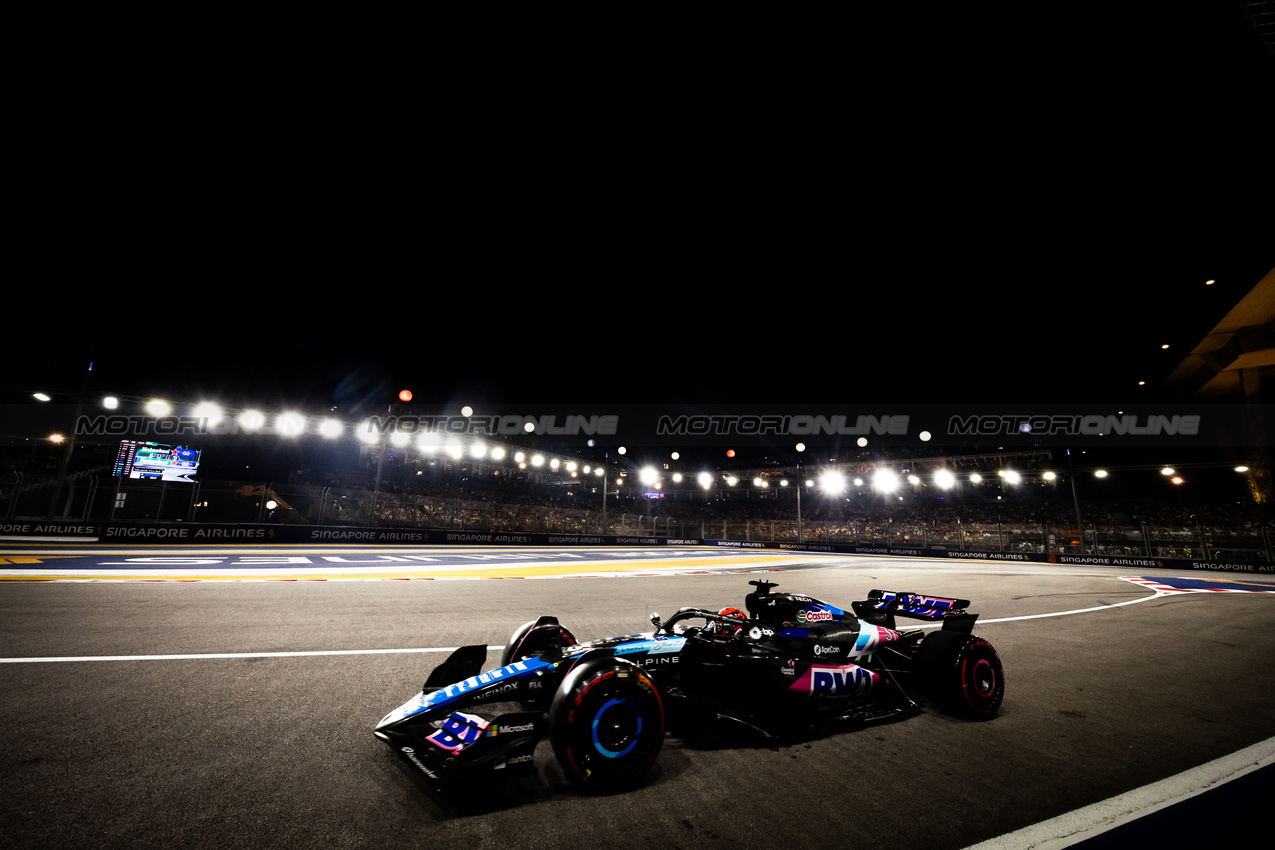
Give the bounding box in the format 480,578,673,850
71,413,621,438
655,414,910,437
949,413,1202,437
47,406,1249,446
359,414,620,437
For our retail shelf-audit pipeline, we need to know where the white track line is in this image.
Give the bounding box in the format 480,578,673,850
964,736,1275,849
0,582,1171,664
975,590,1168,625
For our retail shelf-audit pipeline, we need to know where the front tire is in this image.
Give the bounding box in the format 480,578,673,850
500,619,577,667
918,631,1004,719
549,656,665,792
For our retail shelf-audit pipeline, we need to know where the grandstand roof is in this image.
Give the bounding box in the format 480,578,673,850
1165,266,1275,400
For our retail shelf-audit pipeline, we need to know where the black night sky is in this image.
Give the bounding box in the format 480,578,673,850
4,5,1272,423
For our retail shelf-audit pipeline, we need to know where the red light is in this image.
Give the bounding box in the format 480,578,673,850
726,449,735,458
398,390,413,402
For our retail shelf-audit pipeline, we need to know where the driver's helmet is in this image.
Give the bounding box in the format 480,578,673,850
713,606,746,636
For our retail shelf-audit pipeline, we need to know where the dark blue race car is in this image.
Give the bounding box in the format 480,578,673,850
375,580,1005,793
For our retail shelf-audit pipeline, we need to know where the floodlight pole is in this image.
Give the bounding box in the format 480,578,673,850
1067,449,1085,554
47,356,93,518
796,480,803,543
371,442,386,525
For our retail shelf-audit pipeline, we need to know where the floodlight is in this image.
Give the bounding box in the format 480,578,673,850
822,470,848,493
240,410,267,432
193,403,223,426
277,413,306,437
871,470,898,493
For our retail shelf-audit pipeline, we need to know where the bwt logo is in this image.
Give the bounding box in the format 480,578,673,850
810,666,874,697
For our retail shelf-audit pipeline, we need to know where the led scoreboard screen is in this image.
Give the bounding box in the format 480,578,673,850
114,441,202,482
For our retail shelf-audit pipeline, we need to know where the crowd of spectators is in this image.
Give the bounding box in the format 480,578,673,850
6,442,1273,561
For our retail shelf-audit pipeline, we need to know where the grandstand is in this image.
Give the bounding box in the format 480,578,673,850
4,433,1271,563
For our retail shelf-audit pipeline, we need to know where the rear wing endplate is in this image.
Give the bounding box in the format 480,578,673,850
853,590,977,632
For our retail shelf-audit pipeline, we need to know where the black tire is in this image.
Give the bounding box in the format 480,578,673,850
500,620,537,667
500,619,577,667
549,656,665,792
917,630,1004,719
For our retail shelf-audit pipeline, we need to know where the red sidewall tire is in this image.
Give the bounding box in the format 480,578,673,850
500,620,537,667
550,657,665,793
501,621,577,667
919,631,1005,720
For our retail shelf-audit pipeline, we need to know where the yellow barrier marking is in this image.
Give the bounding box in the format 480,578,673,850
0,556,80,565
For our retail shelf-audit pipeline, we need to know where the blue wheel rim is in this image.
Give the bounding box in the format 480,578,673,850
592,697,641,758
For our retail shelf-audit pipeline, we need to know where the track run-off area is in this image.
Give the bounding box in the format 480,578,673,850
2,544,1273,849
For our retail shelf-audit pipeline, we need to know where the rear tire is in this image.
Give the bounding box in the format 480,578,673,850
918,631,1004,719
549,656,665,792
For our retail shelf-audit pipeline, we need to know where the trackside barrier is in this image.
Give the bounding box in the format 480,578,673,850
703,539,1275,574
0,521,1271,574
0,520,703,548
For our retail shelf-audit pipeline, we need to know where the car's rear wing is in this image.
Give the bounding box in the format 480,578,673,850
852,590,978,633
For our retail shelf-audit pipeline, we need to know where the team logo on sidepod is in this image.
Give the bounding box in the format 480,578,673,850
790,665,875,698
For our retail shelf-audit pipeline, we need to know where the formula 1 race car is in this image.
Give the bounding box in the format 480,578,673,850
375,580,1004,793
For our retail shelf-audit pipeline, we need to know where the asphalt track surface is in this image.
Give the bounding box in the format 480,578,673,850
2,545,1273,850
